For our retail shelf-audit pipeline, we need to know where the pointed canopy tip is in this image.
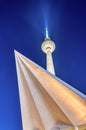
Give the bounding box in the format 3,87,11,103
14,50,17,57
14,50,29,63
14,49,18,54
14,49,17,55
14,50,23,56
14,50,18,57
14,50,22,59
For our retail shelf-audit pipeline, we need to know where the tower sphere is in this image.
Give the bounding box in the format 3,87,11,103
41,38,56,54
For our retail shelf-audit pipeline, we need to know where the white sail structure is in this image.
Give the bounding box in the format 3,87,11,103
15,50,86,130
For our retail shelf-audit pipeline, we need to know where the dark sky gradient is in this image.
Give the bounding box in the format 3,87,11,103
0,0,86,129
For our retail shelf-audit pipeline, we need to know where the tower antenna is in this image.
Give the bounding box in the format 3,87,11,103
46,27,49,38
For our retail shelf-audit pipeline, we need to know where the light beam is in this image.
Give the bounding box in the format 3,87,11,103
46,27,49,38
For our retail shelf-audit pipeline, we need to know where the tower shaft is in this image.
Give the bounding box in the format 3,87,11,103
46,50,55,75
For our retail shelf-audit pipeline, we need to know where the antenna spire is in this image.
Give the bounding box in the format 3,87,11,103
46,27,49,38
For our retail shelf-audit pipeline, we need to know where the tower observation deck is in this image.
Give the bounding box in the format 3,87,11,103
41,28,56,75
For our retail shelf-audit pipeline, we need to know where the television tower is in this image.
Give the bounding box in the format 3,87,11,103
41,28,56,75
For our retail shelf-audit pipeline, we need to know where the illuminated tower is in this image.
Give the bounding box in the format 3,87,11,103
41,28,56,75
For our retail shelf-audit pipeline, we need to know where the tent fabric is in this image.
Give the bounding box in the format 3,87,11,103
15,50,86,130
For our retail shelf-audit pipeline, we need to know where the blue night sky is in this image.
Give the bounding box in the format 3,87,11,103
0,0,86,129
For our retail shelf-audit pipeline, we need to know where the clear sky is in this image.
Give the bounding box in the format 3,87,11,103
0,0,86,129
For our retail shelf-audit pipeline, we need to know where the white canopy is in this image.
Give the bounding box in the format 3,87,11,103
15,50,86,130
